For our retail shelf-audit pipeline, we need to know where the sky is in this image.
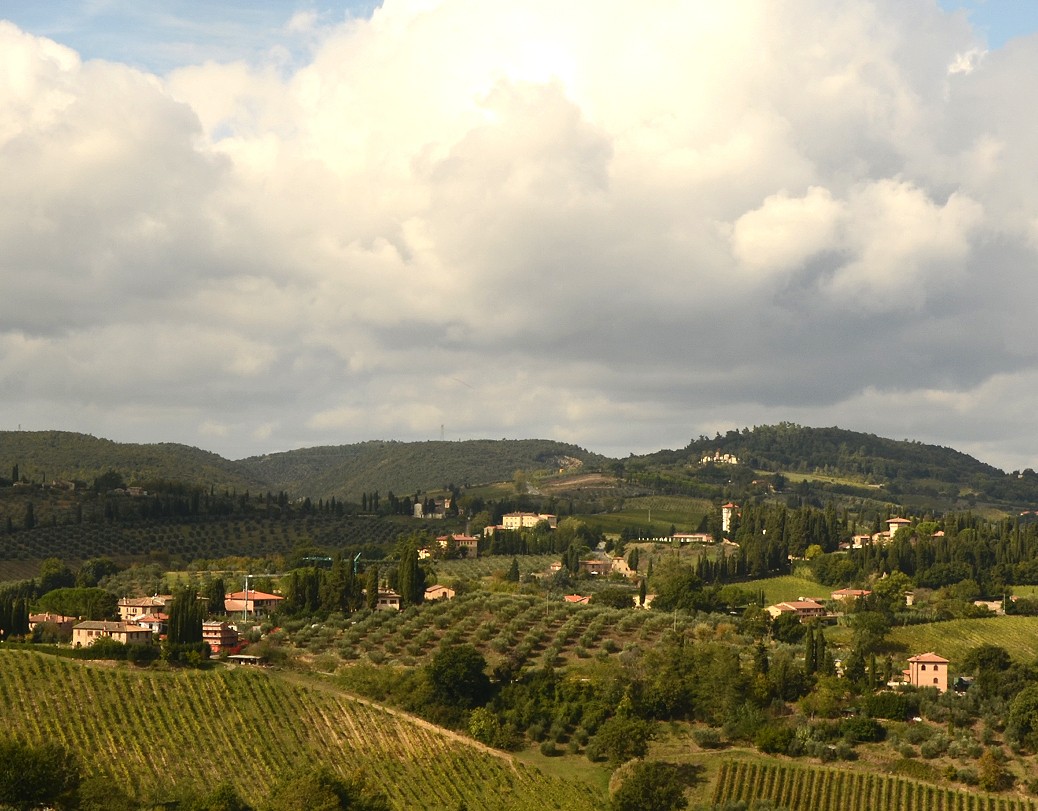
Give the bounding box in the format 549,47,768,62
3,1,1038,471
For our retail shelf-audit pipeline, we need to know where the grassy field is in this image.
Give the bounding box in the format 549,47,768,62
753,573,829,604
0,649,603,810
886,615,1038,665
580,495,712,536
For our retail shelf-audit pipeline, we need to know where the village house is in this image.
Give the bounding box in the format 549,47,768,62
28,613,76,635
202,621,239,653
766,599,827,620
424,584,455,601
224,590,284,617
117,595,171,622
563,594,591,605
72,620,153,648
436,533,479,557
610,556,635,577
501,512,558,531
579,559,612,576
375,590,402,611
672,533,714,544
905,652,949,693
135,614,168,636
830,588,871,603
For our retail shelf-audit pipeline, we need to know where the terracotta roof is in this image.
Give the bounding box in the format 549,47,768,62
74,621,150,632
29,613,76,623
908,651,949,663
775,600,825,611
225,591,282,601
887,517,911,524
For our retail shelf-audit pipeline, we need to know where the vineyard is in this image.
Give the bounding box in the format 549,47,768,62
287,591,713,670
0,514,414,579
0,649,603,810
886,617,1038,665
712,759,1038,811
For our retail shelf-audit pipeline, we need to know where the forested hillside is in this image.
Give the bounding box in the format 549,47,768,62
0,433,605,501
236,438,606,499
0,431,264,493
636,423,1038,507
687,423,1004,482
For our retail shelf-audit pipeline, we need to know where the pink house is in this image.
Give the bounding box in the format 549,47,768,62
905,652,949,693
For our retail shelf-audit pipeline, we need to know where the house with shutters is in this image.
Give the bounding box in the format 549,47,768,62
905,652,949,693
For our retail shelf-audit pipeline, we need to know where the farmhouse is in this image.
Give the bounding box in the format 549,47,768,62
117,595,171,622
766,599,827,620
830,588,871,603
224,590,284,617
72,621,153,647
905,652,949,693
610,556,635,577
501,512,558,531
375,590,402,611
436,533,480,557
424,585,455,601
672,533,714,544
579,559,612,576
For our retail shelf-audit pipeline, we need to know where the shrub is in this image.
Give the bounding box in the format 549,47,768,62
755,723,795,755
692,728,723,749
840,716,886,744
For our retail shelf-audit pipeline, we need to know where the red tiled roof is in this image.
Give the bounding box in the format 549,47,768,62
225,591,282,601
908,651,949,663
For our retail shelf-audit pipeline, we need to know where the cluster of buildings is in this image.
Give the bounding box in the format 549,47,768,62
845,516,942,549
34,588,291,653
700,452,740,465
762,589,950,692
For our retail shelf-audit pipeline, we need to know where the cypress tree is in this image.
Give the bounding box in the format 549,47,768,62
398,547,422,606
167,588,204,645
365,567,379,611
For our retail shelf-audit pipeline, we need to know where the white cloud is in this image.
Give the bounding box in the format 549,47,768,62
4,1,1038,469
731,187,846,275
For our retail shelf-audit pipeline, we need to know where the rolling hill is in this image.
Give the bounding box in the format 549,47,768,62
4,424,1038,509
0,649,603,810
0,432,606,501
